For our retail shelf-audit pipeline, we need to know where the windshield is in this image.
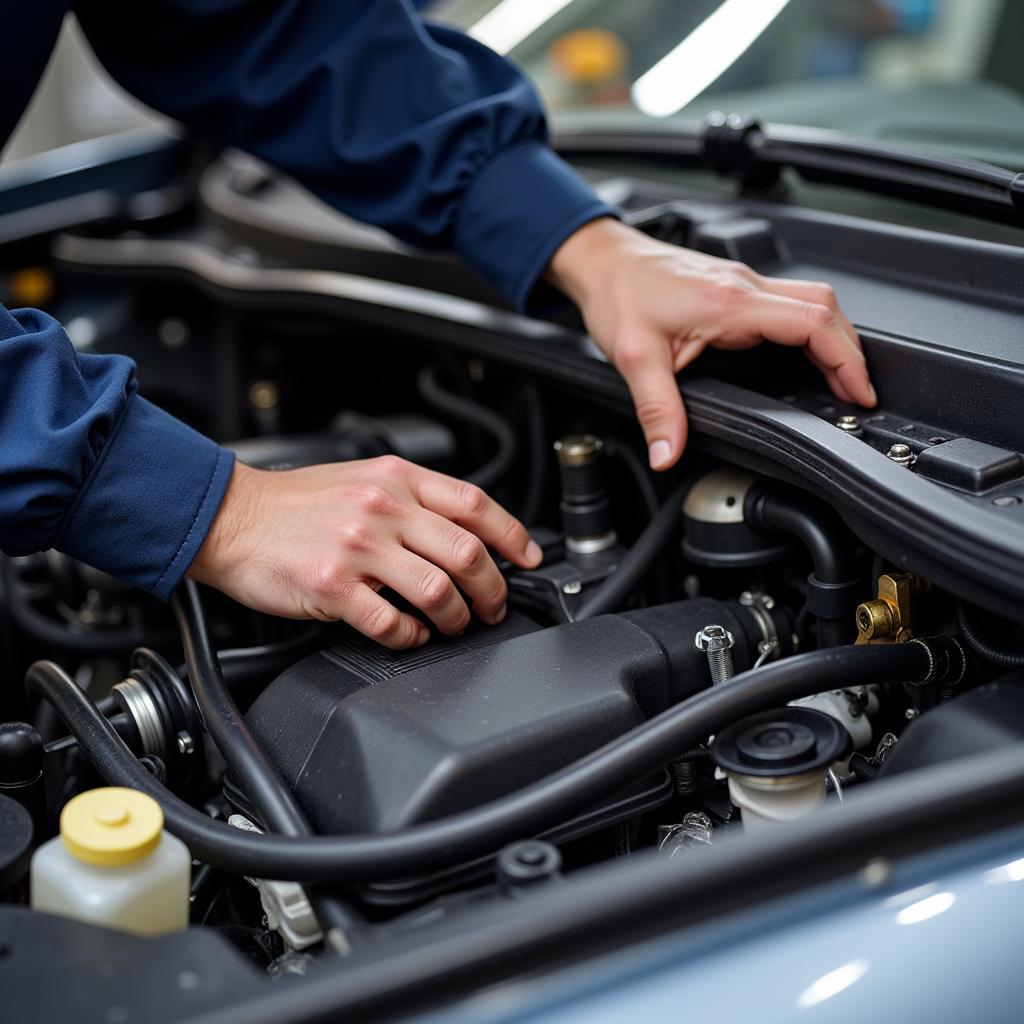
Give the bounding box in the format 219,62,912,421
432,0,1024,168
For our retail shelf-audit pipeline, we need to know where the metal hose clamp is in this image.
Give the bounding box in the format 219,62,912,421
112,677,166,757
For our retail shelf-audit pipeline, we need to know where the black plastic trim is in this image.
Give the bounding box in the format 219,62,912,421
53,234,1024,619
553,119,1024,229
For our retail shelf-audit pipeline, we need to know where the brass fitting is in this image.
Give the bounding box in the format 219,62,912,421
855,573,913,645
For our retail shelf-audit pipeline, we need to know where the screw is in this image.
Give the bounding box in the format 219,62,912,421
561,579,582,595
695,624,735,685
176,731,195,756
886,443,915,467
836,414,863,436
993,495,1021,508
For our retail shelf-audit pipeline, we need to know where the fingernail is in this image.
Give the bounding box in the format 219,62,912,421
648,439,672,469
525,539,543,566
493,604,507,625
415,627,430,646
867,383,878,406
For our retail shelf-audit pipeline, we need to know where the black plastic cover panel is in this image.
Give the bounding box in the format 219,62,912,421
244,614,650,833
242,602,739,834
915,438,1024,493
882,674,1024,776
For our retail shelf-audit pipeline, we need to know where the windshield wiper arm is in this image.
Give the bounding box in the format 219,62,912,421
553,114,1024,228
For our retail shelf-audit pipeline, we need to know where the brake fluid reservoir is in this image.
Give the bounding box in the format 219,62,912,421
30,787,189,935
710,708,849,832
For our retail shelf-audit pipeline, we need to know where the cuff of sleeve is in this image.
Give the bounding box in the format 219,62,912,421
56,395,235,600
454,141,617,315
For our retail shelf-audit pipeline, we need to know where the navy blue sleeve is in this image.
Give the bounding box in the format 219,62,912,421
74,0,615,312
0,305,234,598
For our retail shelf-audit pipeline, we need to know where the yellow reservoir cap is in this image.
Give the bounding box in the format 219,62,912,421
60,788,164,867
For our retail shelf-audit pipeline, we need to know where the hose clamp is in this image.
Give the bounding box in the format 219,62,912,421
112,677,166,757
740,590,780,665
907,637,936,685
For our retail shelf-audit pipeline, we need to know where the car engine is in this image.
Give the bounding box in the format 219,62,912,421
1,139,1023,1020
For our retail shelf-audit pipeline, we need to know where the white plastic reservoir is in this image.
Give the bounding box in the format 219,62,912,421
31,786,190,936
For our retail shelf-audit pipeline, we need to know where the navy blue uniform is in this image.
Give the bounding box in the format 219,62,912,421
0,1,612,596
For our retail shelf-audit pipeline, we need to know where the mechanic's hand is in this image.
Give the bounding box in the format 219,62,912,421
188,457,542,649
546,217,876,470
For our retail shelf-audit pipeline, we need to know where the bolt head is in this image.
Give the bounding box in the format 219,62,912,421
176,731,195,756
836,414,862,434
561,579,582,595
695,624,735,652
886,443,915,466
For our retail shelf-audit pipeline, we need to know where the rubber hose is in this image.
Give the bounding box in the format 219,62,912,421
604,440,659,520
170,582,357,944
3,560,175,654
171,583,310,837
573,486,686,621
957,603,1024,669
745,488,859,648
416,367,516,491
185,625,323,688
26,641,940,883
604,440,668,603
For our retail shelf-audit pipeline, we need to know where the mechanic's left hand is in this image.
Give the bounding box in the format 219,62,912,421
546,217,876,470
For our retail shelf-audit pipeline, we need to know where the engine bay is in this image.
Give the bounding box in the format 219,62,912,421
2,135,1024,1020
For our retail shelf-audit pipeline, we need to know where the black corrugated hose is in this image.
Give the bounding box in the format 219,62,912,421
956,603,1024,669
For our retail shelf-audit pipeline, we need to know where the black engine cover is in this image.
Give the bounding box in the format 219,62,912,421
241,599,755,835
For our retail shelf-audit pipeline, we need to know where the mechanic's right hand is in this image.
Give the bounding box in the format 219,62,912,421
188,457,543,649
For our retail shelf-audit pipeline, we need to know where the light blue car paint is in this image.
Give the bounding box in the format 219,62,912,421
418,823,1024,1023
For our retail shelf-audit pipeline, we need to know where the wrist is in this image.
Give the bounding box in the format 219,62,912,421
188,461,266,586
546,216,636,307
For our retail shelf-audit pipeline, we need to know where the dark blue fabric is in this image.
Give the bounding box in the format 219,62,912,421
0,306,233,598
0,0,613,595
73,0,613,310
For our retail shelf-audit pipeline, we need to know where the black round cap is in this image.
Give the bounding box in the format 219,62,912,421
0,723,43,786
711,707,849,778
496,840,562,892
0,794,33,890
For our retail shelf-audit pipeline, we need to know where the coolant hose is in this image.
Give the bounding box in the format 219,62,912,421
26,638,958,883
171,583,309,837
574,485,687,621
416,366,516,491
745,486,861,648
170,582,357,946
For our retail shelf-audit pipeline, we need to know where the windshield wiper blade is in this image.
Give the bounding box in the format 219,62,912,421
553,114,1024,228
